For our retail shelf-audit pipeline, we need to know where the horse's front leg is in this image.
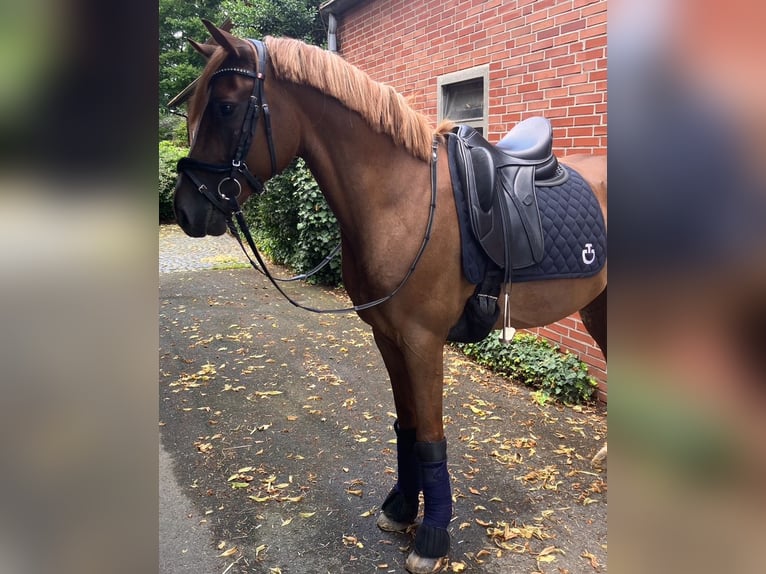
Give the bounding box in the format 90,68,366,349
373,329,422,532
374,328,452,574
405,340,451,574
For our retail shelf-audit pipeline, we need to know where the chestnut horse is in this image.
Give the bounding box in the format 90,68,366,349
173,22,606,574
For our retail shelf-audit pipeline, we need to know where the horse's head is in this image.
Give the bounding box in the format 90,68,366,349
174,21,299,237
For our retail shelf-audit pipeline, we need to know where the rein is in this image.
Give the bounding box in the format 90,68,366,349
230,139,439,314
177,39,439,314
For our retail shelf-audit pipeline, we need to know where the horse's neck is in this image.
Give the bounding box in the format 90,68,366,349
294,90,429,243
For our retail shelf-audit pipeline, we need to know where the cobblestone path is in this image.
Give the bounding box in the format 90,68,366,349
159,224,247,273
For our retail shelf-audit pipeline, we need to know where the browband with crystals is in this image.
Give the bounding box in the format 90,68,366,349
211,67,259,79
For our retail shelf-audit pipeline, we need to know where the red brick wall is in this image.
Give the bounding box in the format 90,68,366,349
333,0,608,398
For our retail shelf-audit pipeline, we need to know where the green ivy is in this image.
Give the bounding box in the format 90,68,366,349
243,159,342,285
159,141,189,223
455,332,597,405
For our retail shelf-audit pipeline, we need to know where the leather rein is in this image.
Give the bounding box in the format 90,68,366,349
177,39,439,314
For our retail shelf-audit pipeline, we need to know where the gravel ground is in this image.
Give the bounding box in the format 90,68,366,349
160,224,250,274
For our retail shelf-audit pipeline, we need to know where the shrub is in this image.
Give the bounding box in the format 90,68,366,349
243,159,341,286
455,332,597,405
159,140,188,223
158,112,188,143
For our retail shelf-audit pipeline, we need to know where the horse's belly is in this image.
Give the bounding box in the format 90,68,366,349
495,273,606,328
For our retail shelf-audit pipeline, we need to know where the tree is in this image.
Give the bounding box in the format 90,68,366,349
159,0,222,111
219,0,326,45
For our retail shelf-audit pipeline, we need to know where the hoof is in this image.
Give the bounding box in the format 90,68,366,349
376,511,415,533
405,550,445,574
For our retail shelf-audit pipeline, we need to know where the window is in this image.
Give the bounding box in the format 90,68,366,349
437,65,489,135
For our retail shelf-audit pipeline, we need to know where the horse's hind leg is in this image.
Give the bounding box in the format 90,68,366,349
579,286,607,467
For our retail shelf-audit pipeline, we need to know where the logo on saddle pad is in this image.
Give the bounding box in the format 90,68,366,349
582,243,596,265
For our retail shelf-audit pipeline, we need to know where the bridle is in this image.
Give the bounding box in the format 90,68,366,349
176,38,440,314
177,39,277,213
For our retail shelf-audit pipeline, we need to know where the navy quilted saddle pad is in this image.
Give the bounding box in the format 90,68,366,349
455,164,607,284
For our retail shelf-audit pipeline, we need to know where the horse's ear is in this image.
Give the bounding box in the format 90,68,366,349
201,18,240,55
187,38,217,60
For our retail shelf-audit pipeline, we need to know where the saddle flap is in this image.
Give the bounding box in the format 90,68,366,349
449,123,551,279
451,132,506,268
468,146,495,212
499,165,545,267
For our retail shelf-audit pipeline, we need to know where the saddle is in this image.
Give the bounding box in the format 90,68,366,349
449,117,568,285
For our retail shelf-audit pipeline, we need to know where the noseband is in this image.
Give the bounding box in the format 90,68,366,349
177,39,277,215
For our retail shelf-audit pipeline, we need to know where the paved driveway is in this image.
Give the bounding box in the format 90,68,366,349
159,225,607,573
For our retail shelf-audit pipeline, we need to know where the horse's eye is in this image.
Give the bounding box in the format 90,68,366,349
219,103,235,117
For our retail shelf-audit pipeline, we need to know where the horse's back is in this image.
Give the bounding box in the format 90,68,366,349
560,154,607,225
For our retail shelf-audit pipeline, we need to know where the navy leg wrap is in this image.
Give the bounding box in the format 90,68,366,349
381,420,420,524
413,439,451,558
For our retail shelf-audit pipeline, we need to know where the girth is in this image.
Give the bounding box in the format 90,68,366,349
448,117,568,284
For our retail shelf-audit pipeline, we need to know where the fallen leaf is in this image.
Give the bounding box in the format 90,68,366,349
538,545,560,556
581,551,600,569
218,547,237,557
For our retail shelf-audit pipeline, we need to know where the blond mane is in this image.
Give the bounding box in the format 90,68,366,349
265,37,445,162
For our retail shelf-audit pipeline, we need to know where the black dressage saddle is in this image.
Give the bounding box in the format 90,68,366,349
449,116,568,284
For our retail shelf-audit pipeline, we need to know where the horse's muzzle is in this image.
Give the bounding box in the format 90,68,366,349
174,180,228,237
